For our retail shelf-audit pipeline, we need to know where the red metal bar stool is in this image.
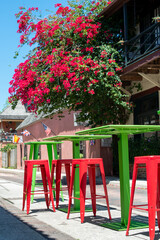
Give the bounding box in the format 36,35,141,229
51,159,72,208
126,155,160,240
67,158,112,223
22,159,55,214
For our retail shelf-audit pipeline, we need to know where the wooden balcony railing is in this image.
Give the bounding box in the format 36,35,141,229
0,133,15,143
123,22,160,66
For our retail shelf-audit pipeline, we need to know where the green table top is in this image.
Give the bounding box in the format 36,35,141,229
43,135,112,142
25,141,62,145
76,124,160,135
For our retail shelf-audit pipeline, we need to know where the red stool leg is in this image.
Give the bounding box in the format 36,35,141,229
51,161,56,192
40,164,49,209
67,163,76,220
126,161,139,236
56,161,62,208
99,161,111,220
26,163,33,214
88,164,96,216
49,161,56,206
157,164,160,229
146,161,157,240
44,162,55,212
79,161,88,223
65,163,71,195
22,163,27,211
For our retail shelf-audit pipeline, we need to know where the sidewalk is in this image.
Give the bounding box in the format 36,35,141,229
0,167,148,188
0,168,159,240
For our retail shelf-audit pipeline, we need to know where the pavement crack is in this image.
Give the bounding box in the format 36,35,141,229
2,197,14,204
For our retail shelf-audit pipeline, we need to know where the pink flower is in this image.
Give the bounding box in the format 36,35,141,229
116,67,122,71
86,47,93,53
77,5,83,9
108,59,115,63
88,89,95,95
55,3,62,8
49,77,55,82
107,72,114,76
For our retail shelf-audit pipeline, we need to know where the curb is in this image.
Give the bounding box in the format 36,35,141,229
0,168,147,188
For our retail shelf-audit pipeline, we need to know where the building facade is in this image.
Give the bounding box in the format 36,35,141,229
0,101,30,168
16,110,113,176
101,0,160,126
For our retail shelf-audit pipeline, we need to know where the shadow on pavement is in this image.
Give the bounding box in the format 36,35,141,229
0,198,75,240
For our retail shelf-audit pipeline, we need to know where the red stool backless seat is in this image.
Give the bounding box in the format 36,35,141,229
126,155,160,240
51,159,72,208
67,158,112,223
22,159,55,214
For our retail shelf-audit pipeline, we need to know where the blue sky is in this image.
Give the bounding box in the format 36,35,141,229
0,0,68,111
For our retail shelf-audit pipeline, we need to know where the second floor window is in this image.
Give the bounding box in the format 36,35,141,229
73,113,88,127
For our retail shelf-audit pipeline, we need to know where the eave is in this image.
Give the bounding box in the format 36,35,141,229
121,49,160,79
99,0,129,18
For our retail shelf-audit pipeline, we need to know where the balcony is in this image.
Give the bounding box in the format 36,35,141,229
123,22,160,67
0,133,16,143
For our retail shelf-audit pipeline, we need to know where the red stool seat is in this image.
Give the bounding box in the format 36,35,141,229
67,158,112,223
51,159,72,208
22,159,55,214
126,155,160,240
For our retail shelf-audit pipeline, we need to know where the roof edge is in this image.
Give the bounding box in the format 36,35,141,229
99,0,129,18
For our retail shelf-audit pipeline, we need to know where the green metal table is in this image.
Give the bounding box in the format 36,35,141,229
76,125,160,230
25,141,62,202
43,135,112,212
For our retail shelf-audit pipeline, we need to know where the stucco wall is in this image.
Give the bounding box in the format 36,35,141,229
15,110,113,175
17,110,90,166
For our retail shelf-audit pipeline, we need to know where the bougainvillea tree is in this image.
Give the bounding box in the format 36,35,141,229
9,0,132,126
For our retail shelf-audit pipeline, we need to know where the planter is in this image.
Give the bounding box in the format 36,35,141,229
152,17,160,23
118,39,124,45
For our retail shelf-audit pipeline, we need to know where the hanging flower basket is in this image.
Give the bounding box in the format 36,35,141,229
118,39,125,45
152,16,160,23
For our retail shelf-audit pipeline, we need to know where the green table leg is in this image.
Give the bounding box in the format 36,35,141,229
53,144,58,161
101,134,149,231
47,144,55,198
47,144,53,171
73,141,80,210
31,144,39,203
29,145,34,160
118,133,130,226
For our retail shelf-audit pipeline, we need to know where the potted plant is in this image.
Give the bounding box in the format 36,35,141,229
118,39,125,45
0,144,17,168
152,16,160,23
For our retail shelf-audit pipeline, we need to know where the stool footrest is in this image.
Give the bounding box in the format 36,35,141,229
70,196,80,200
85,195,107,200
31,191,51,195
132,205,160,212
24,190,51,195
132,206,149,211
132,204,148,207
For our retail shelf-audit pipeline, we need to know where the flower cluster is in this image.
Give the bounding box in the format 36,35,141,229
9,0,131,126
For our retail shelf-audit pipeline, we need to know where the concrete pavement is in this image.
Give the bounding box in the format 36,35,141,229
0,168,160,240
